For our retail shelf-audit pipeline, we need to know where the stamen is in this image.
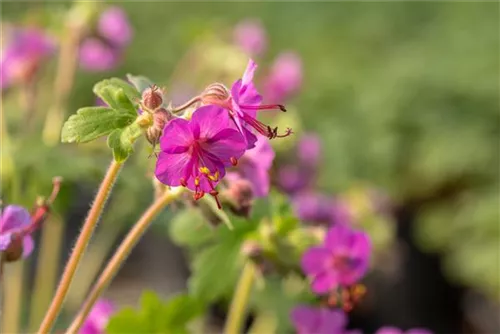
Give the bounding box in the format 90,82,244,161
240,112,293,140
208,171,219,182
230,157,238,166
240,104,287,112
194,177,200,186
199,166,211,175
180,178,187,187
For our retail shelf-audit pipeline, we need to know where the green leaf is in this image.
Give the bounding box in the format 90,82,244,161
61,107,135,143
106,291,203,334
168,209,214,248
108,78,141,102
127,74,155,94
93,79,137,116
189,242,243,303
162,294,204,330
107,123,143,162
106,308,147,334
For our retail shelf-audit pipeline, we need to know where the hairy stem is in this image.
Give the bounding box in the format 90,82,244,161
65,187,184,334
28,215,65,332
38,160,122,333
224,261,256,334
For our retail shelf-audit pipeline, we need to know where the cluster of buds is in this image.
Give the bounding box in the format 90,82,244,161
138,85,174,149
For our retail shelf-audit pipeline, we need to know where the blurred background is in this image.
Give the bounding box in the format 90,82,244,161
1,1,499,334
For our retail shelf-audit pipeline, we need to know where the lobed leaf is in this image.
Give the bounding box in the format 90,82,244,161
61,107,135,144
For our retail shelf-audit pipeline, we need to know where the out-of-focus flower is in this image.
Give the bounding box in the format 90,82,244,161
98,6,132,47
301,224,371,294
291,305,347,334
375,327,433,334
297,134,321,167
155,105,246,207
0,27,55,89
292,192,335,225
0,205,34,258
202,59,291,149
226,136,275,197
276,134,321,195
263,51,302,103
79,38,119,72
233,19,267,56
79,299,115,334
79,6,131,72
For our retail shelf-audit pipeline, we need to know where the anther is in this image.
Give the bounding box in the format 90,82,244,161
230,157,238,166
180,178,187,187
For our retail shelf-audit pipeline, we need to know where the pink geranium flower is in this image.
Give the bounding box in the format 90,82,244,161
155,105,246,207
301,224,371,294
264,51,303,103
203,59,292,149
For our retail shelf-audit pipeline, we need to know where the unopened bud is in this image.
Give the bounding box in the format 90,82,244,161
146,108,174,146
141,85,164,111
221,179,254,217
241,240,263,258
201,83,230,105
3,234,24,263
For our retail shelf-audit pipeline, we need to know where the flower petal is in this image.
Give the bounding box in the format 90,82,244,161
317,308,347,334
301,246,331,275
0,233,13,251
324,223,353,251
22,235,34,258
191,105,232,139
155,151,192,188
204,128,246,165
0,205,31,233
290,305,320,334
240,163,269,197
311,271,338,294
160,117,193,151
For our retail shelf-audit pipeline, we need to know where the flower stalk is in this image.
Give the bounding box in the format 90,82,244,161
42,11,84,146
224,261,257,334
38,160,123,333
65,187,184,334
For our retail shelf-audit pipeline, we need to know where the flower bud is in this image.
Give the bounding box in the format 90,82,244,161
201,83,230,105
141,85,164,111
241,240,263,259
220,179,254,217
146,108,173,146
3,234,24,263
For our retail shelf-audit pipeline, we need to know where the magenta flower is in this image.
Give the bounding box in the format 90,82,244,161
1,27,55,89
375,327,433,334
79,38,120,72
226,136,275,197
98,6,132,47
204,59,291,149
80,299,115,334
0,205,34,258
155,105,246,207
291,305,347,334
264,52,302,103
233,19,267,56
298,134,321,167
301,224,370,294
